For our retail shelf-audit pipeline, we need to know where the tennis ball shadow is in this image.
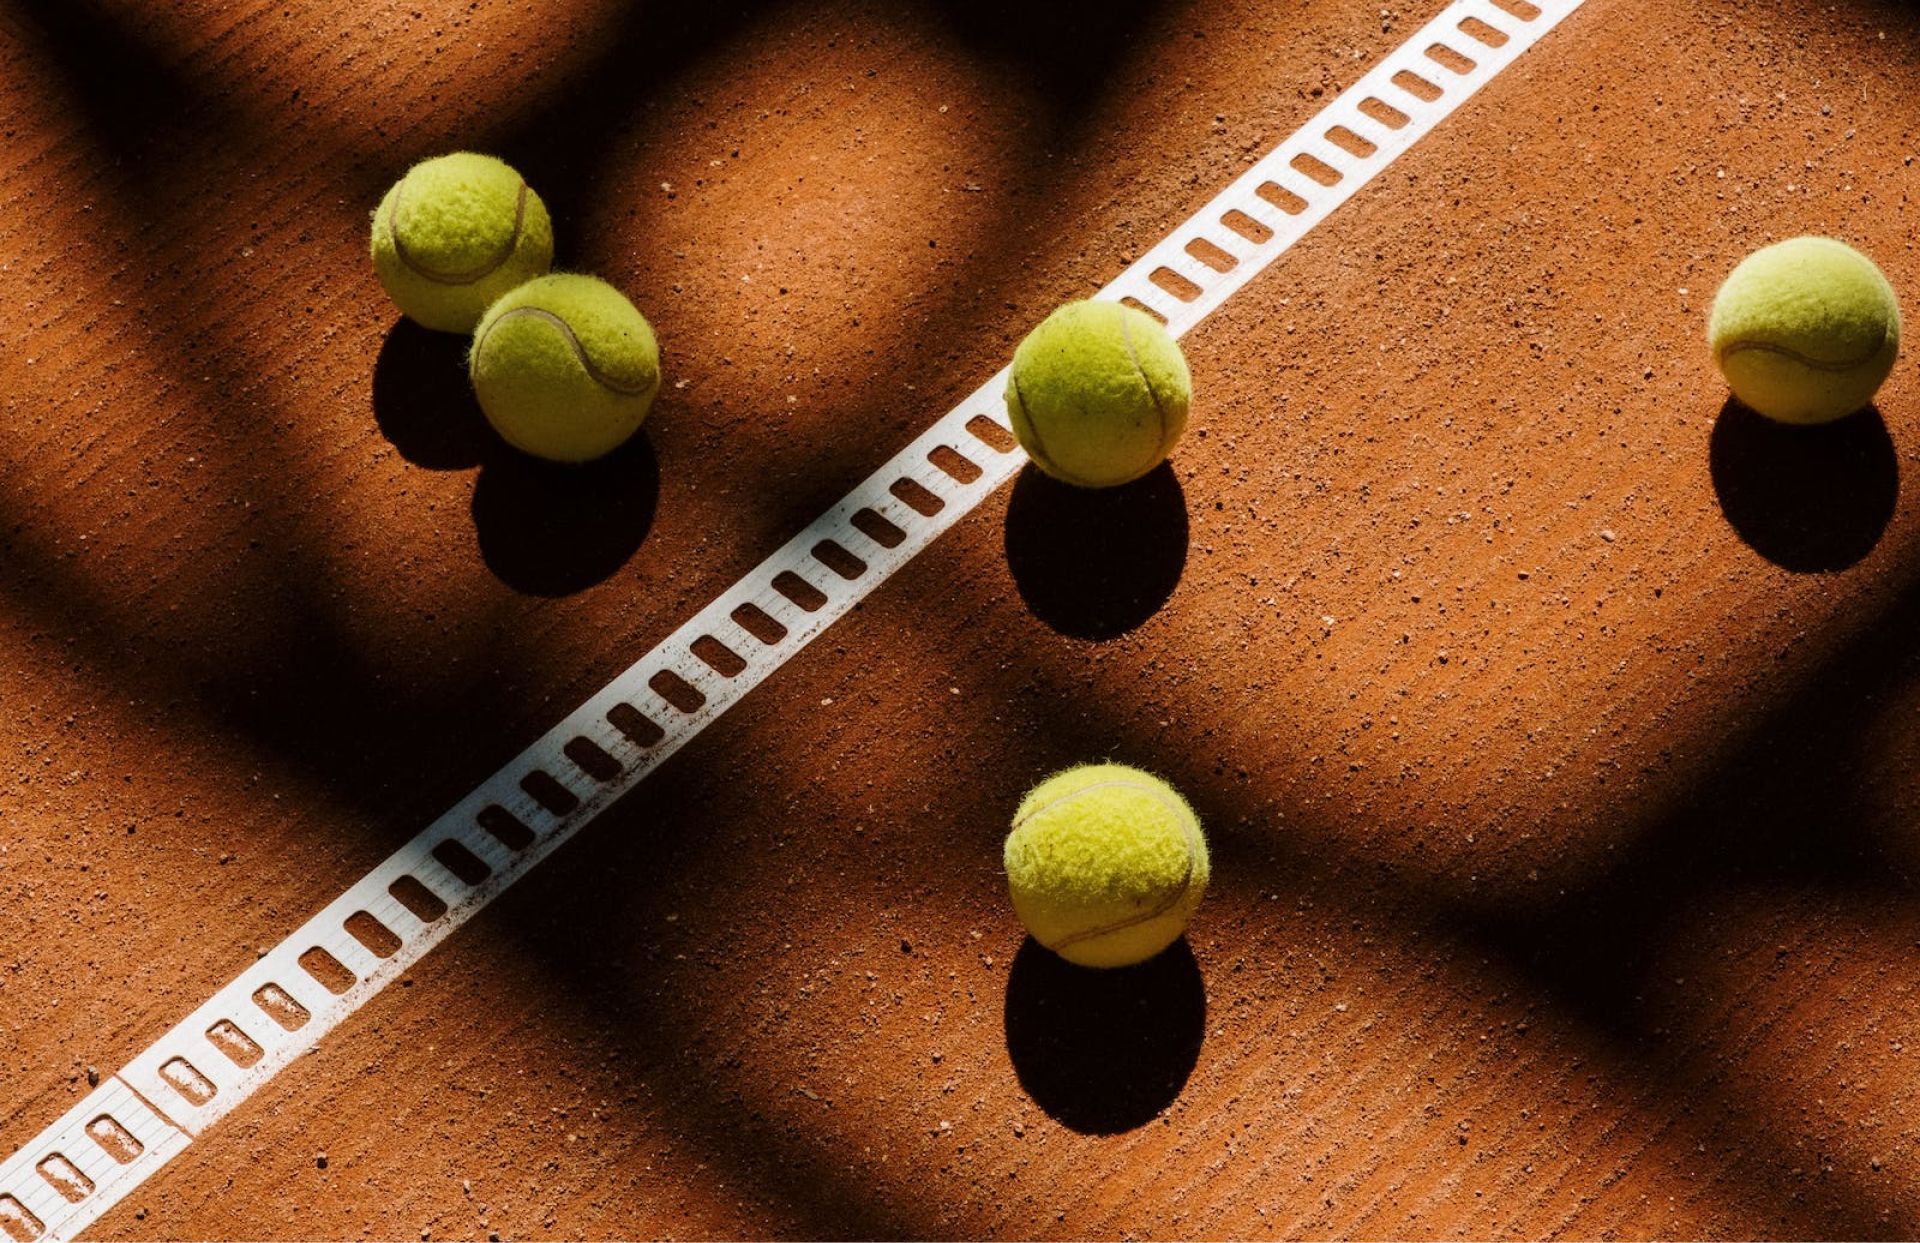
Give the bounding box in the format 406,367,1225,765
1002,937,1205,1135
471,434,660,597
1708,398,1898,573
372,318,491,471
1003,462,1188,640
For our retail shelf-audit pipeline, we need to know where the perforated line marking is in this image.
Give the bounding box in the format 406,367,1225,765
0,1079,188,1242
0,1,1587,1236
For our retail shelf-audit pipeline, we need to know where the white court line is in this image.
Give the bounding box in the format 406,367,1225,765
0,2,1586,1236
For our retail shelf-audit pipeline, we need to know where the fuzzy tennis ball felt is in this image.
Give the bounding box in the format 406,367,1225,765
469,273,663,463
1005,300,1191,488
370,152,555,333
1708,236,1901,425
1003,763,1209,969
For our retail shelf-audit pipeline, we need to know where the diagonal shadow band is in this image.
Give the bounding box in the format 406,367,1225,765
901,520,1920,1234
3,0,1213,1230
0,0,1174,818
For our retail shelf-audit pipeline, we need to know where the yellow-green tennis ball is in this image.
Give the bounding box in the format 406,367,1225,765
1005,300,1191,488
370,152,555,333
1003,763,1209,969
1708,236,1901,425
469,273,663,463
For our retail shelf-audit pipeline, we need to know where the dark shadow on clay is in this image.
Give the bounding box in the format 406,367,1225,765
1709,398,1897,573
8,0,219,174
471,434,660,597
371,318,491,471
1004,462,1188,640
371,319,659,595
1003,937,1204,1135
927,0,1180,118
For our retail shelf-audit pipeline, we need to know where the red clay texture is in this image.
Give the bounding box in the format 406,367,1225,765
3,0,1920,1237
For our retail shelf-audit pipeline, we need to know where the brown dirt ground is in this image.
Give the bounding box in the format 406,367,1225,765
4,0,1920,1237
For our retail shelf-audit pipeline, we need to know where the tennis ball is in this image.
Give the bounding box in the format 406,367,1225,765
371,152,555,333
1708,236,1901,425
469,273,662,463
1004,763,1208,969
1005,300,1191,488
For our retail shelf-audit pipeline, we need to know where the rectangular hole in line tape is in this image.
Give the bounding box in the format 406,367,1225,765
1458,15,1510,46
1425,42,1477,73
1392,68,1445,100
1255,181,1309,215
689,635,748,678
563,735,624,782
849,508,906,549
431,839,491,886
34,1155,93,1205
1118,295,1168,324
1289,152,1344,186
206,1018,265,1067
0,1194,43,1243
86,1115,143,1164
810,539,867,581
476,804,536,851
159,1057,217,1107
606,701,666,748
1221,208,1274,243
1185,237,1239,272
1358,95,1412,129
1489,0,1542,19
519,769,581,815
252,982,311,1031
887,477,944,517
1148,266,1204,302
926,444,982,483
770,569,830,611
648,669,707,714
964,414,1017,453
343,911,403,959
1325,124,1379,158
298,947,356,996
729,602,788,646
388,874,449,924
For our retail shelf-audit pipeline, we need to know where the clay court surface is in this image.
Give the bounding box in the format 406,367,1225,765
5,0,1920,1236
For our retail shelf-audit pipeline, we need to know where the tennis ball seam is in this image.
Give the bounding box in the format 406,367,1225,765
1006,371,1067,479
1117,309,1172,455
472,306,658,397
1012,777,1201,949
389,176,530,286
1715,336,1891,374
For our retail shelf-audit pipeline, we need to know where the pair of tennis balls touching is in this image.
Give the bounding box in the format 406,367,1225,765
371,153,1899,972
371,152,663,463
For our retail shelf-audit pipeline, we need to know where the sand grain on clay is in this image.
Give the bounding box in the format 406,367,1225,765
3,0,1920,1237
